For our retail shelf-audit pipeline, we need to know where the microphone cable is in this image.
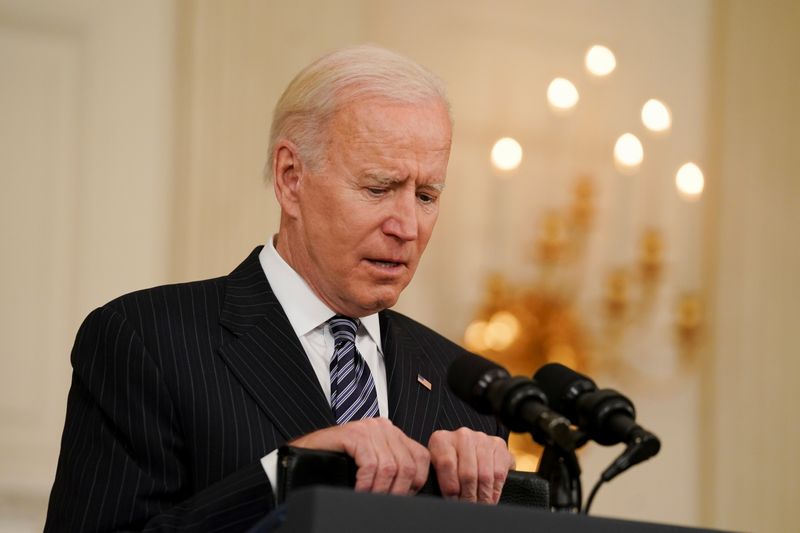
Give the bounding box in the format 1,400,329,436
583,477,604,514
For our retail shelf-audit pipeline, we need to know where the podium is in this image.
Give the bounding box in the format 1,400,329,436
272,486,729,533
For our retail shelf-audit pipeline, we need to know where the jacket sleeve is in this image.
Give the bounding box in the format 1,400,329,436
45,306,273,532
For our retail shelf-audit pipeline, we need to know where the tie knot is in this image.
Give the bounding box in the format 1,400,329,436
328,315,358,344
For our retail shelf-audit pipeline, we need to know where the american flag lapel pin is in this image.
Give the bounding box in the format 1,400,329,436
417,374,432,391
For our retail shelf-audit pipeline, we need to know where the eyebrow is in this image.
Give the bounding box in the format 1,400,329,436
364,172,446,191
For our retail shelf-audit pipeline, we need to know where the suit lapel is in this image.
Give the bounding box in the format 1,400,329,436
217,248,335,441
215,248,443,444
381,311,440,444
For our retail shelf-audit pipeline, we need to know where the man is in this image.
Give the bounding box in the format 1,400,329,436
46,45,514,532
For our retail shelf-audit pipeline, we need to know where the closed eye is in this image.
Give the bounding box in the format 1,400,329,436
366,187,388,197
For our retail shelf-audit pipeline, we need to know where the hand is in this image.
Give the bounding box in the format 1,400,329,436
289,417,430,496
428,428,515,504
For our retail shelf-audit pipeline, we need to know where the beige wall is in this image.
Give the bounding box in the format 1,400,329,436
0,0,177,528
704,1,800,531
1,0,798,531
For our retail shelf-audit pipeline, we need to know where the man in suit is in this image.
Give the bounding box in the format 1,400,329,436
46,45,514,532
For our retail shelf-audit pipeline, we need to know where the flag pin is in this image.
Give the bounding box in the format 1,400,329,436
417,374,432,390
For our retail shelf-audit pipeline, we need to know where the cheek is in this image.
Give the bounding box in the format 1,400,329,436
417,213,439,246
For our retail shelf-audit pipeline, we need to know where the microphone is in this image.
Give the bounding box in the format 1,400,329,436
533,363,661,481
447,353,575,451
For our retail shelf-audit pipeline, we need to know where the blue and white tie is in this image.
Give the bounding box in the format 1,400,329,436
328,315,379,424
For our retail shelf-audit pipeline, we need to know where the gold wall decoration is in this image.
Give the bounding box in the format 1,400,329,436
464,172,703,468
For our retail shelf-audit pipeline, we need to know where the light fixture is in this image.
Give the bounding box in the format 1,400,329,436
614,133,644,170
491,137,523,172
641,99,672,132
547,78,579,111
675,162,704,200
464,311,521,353
585,45,616,77
464,320,489,352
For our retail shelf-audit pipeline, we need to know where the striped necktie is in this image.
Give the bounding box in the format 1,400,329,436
328,315,379,424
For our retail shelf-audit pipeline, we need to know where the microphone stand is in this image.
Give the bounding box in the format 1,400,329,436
535,431,587,512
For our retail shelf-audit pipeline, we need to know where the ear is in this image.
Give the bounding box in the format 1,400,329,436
272,141,304,219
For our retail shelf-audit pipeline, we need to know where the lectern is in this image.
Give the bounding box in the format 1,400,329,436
270,486,729,533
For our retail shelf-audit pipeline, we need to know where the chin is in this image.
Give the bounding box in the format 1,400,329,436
358,292,400,314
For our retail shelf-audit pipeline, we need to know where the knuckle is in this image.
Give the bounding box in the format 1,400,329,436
356,468,374,482
439,479,460,498
433,455,457,473
378,461,398,478
490,436,505,449
461,471,478,488
398,461,417,478
359,459,377,475
478,470,494,487
455,427,473,439
429,429,446,443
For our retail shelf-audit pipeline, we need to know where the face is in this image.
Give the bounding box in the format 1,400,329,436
277,97,452,317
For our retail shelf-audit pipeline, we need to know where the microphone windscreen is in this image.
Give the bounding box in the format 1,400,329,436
447,353,508,413
533,363,596,415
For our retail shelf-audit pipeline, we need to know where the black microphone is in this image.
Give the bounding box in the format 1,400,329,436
447,353,575,451
533,363,661,481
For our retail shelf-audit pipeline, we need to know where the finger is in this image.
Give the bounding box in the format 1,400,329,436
385,429,417,496
491,440,512,504
455,431,478,502
352,429,380,492
408,441,431,494
429,431,460,499
370,421,399,493
475,439,495,503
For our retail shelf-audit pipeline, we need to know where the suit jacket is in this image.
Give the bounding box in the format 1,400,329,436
45,247,503,532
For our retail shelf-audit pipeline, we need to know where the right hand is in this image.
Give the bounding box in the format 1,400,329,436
289,417,430,496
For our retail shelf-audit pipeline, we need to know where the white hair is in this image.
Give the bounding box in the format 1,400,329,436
265,44,451,179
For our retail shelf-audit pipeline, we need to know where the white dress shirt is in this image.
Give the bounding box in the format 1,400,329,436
257,236,389,492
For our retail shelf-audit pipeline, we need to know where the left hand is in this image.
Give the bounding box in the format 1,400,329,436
428,428,515,504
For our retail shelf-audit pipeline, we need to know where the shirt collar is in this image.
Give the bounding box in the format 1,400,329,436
258,235,382,350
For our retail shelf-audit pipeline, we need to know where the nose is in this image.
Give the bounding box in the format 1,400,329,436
382,190,418,242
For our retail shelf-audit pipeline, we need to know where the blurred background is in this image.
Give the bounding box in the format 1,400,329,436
0,0,798,531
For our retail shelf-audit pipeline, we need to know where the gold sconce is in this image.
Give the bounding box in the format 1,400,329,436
465,43,706,469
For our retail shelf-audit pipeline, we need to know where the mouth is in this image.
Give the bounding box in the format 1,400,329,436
365,258,407,272
368,259,403,267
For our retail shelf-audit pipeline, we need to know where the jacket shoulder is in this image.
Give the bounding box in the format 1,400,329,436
101,276,227,323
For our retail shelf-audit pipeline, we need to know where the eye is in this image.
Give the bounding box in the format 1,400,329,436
417,191,438,205
366,187,387,197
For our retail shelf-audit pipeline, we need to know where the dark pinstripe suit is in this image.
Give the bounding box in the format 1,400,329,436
45,247,503,532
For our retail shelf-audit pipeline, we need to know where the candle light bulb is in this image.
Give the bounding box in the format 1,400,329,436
676,162,704,200
614,133,644,172
642,99,672,132
491,137,523,172
547,78,579,111
585,45,616,77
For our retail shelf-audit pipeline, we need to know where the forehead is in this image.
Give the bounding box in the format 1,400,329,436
328,97,452,153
